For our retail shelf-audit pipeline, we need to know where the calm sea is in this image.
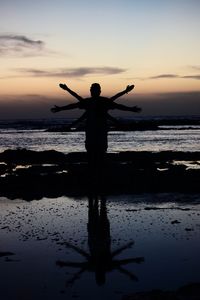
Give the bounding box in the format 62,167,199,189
0,117,200,153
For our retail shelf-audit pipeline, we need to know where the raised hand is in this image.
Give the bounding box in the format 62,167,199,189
59,83,68,90
51,105,61,113
131,106,142,113
59,84,83,102
125,85,134,93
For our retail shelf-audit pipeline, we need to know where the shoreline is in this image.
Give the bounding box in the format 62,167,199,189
1,150,200,299
0,149,200,200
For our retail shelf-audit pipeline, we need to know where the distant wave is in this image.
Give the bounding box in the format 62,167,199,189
0,116,200,131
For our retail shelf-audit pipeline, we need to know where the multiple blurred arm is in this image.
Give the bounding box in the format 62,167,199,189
51,102,80,113
110,85,134,102
113,103,142,113
68,112,87,129
59,83,83,102
51,83,142,114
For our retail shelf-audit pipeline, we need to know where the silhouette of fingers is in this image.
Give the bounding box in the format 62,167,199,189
126,85,134,92
133,106,142,113
59,83,67,90
51,105,60,113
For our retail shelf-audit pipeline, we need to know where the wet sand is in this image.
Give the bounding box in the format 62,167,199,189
0,150,200,299
0,194,200,299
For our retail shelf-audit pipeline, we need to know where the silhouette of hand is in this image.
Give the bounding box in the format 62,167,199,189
59,83,68,90
126,85,134,93
131,106,142,113
51,105,61,113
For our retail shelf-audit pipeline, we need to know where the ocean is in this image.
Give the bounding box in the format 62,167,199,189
0,116,200,153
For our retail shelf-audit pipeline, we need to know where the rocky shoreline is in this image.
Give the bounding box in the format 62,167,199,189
0,149,200,200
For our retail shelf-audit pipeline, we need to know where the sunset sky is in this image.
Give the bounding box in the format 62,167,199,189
0,0,199,118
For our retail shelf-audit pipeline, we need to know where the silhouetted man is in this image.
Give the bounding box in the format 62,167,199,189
51,83,141,167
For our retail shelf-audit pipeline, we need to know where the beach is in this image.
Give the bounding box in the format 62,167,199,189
0,193,200,299
0,117,200,299
0,149,200,299
0,149,200,199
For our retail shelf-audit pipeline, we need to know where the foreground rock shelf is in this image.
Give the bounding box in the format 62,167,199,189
0,149,200,200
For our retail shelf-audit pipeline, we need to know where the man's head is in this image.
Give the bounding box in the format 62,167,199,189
90,83,101,97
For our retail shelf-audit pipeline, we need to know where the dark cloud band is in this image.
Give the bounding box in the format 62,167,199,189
0,34,45,56
148,74,200,80
0,91,199,119
0,34,43,46
149,74,179,79
15,67,127,78
182,75,200,80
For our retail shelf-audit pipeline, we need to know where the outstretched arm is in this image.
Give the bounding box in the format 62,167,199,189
113,103,142,113
59,83,83,102
51,102,80,113
110,85,134,102
107,113,122,126
69,112,87,129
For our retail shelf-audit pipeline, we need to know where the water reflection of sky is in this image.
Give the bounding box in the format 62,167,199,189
0,194,200,299
0,129,200,153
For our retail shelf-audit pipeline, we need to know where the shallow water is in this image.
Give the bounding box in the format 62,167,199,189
0,193,200,299
0,128,200,153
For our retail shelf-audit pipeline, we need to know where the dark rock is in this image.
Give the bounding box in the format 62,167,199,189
0,252,15,257
122,282,200,300
171,220,181,224
0,150,200,200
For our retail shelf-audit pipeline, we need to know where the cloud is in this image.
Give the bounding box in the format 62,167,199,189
148,73,200,80
182,75,200,80
14,66,127,78
149,74,179,79
0,34,43,46
189,65,200,71
0,34,45,56
0,94,83,119
112,91,200,116
0,91,199,119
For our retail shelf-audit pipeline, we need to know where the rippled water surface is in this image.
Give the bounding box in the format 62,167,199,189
0,128,200,153
0,194,200,299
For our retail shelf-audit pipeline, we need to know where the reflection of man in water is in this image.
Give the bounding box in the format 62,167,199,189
87,195,111,285
51,83,141,165
56,195,144,286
